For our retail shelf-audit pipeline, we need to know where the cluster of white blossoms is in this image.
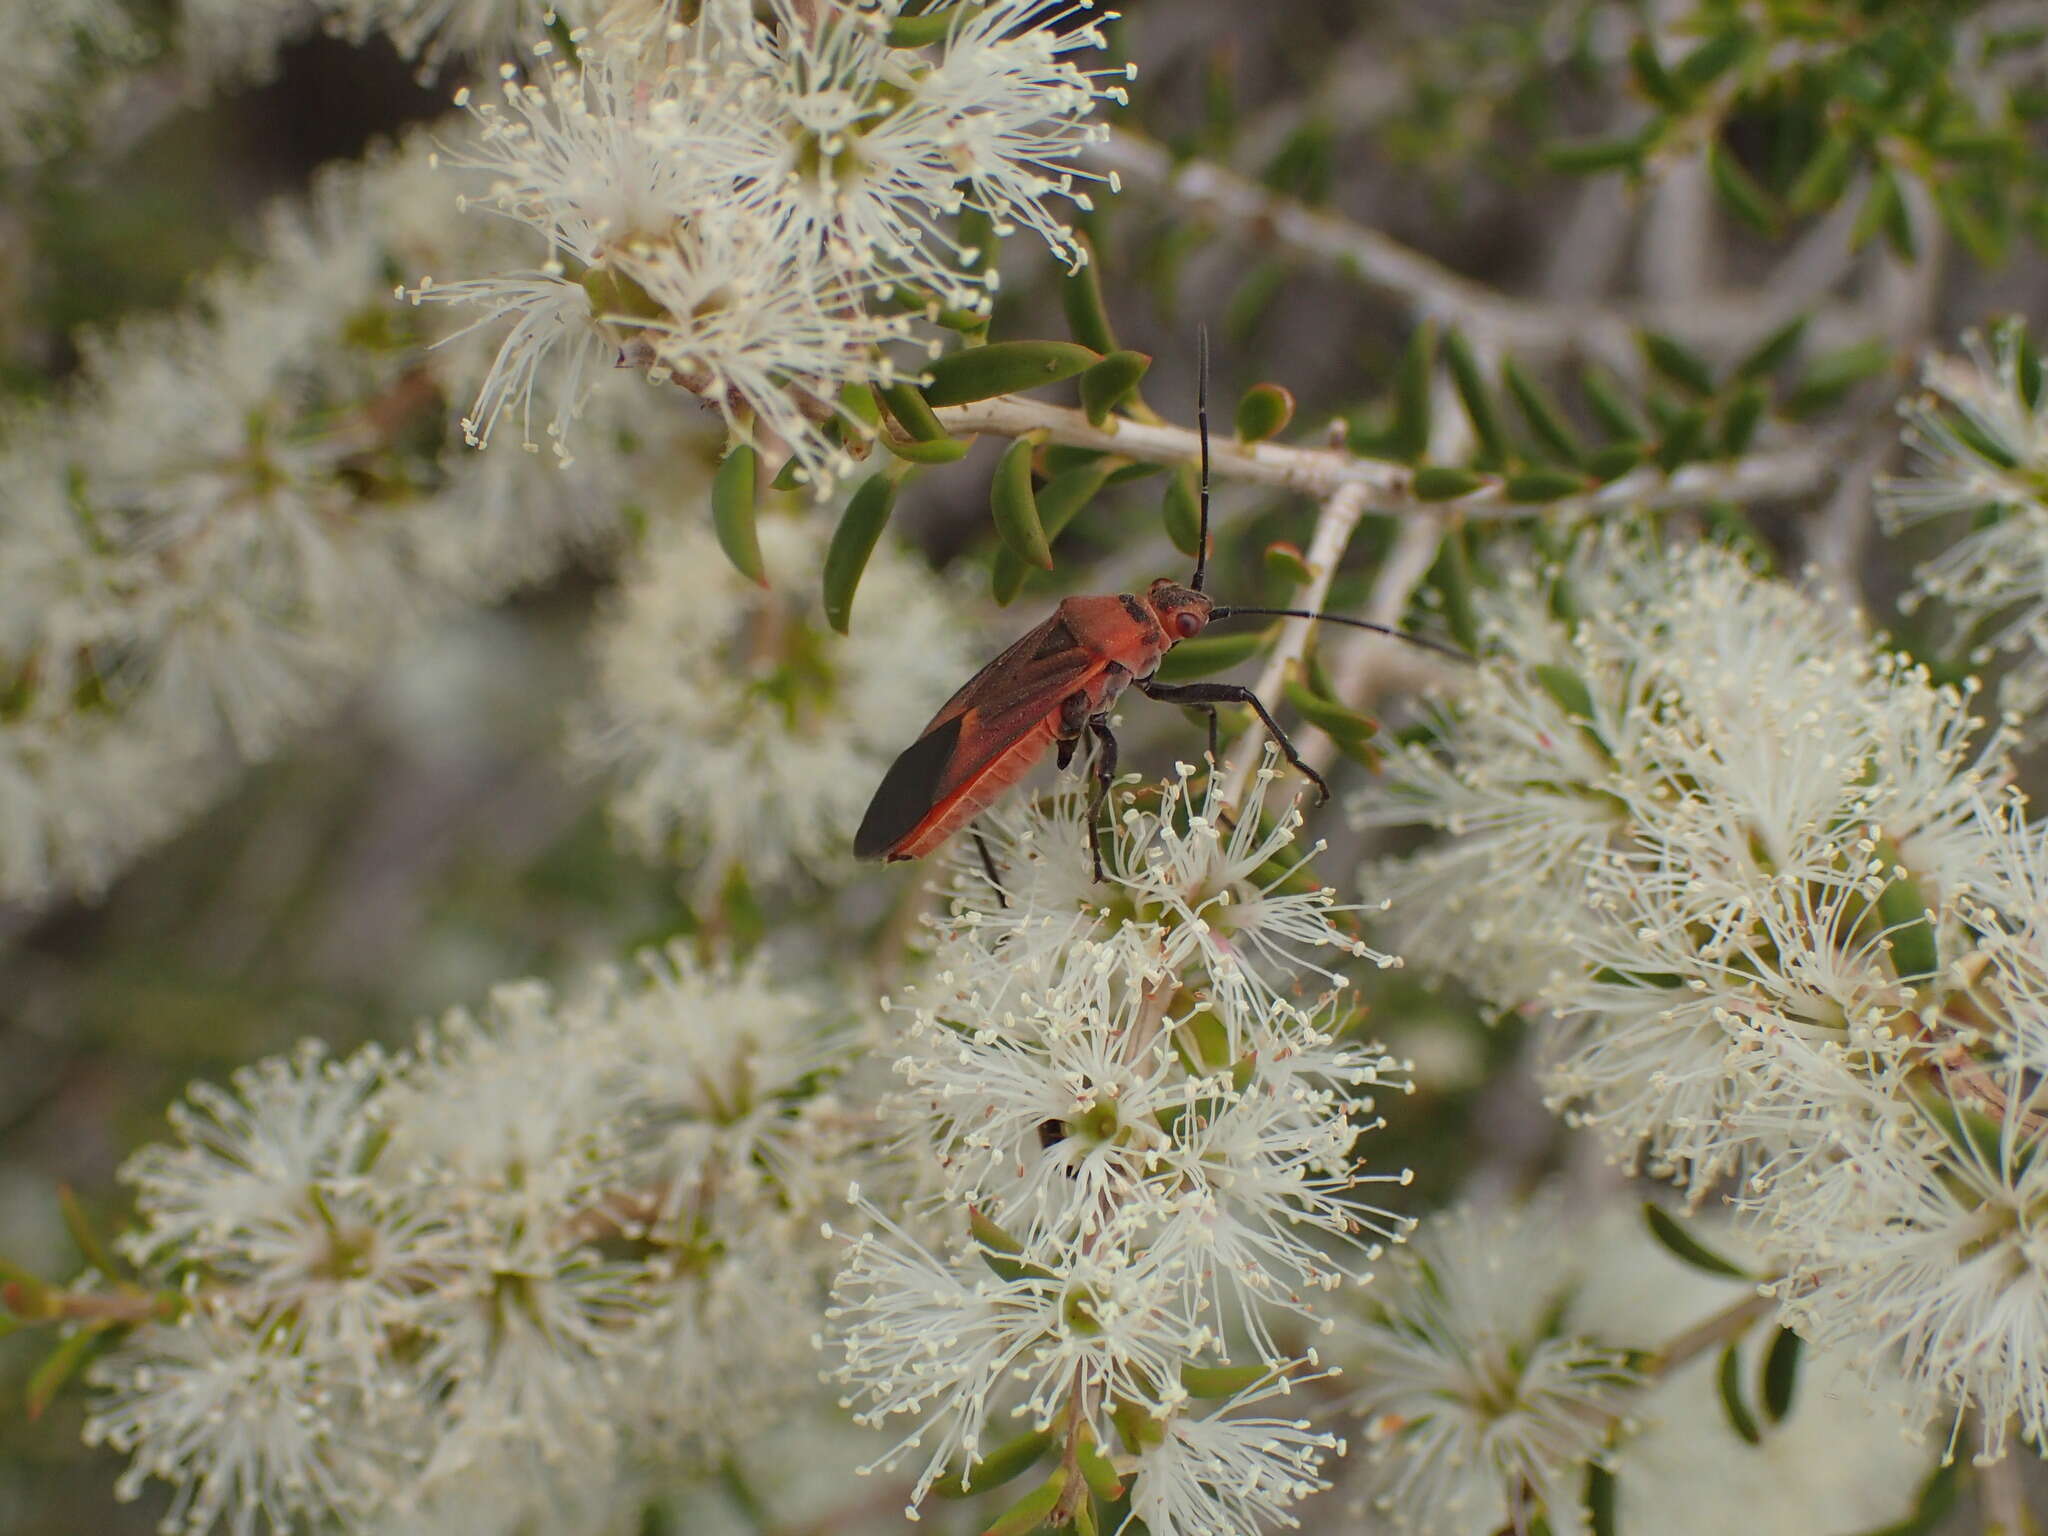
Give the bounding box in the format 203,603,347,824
1359,534,2048,1457
1337,1192,1937,1536
828,759,1414,1534
571,512,971,893
0,138,707,909
414,0,1129,488
1879,318,2048,720
83,947,855,1536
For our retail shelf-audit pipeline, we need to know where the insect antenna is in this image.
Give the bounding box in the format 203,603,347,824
1191,324,1212,593
1207,605,1475,665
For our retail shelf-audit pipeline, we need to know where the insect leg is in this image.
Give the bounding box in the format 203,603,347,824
1136,678,1331,804
971,829,1009,909
1085,715,1120,882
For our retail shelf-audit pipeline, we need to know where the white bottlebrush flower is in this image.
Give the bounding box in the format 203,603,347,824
1336,1199,1638,1536
832,769,1411,1524
84,1304,416,1536
1878,320,2048,718
0,0,141,161
1765,1076,2048,1460
1127,1377,1341,1536
571,512,971,893
89,946,853,1532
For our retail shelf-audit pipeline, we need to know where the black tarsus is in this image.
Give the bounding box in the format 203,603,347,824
972,830,1009,909
1138,676,1330,804
1192,325,1212,594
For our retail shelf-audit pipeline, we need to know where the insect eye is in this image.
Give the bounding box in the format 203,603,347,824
1174,610,1204,639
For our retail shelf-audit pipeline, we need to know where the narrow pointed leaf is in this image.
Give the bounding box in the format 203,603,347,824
1586,1462,1617,1536
1180,1362,1272,1399
28,1327,104,1420
983,1472,1067,1536
822,473,896,634
1655,407,1709,470
1081,350,1151,426
1412,465,1488,501
1061,238,1118,354
1284,678,1380,761
1432,525,1482,654
878,381,948,442
1386,321,1436,463
1735,315,1808,380
887,10,957,46
922,340,1100,407
710,444,765,586
993,459,1114,603
1587,441,1646,481
882,433,971,464
1443,329,1508,466
1155,627,1267,683
1708,139,1779,234
1720,385,1767,456
932,1430,1053,1498
1162,464,1202,557
1643,1202,1753,1279
1717,1339,1763,1444
58,1187,119,1281
990,437,1053,570
1581,366,1646,441
1760,1326,1802,1421
1641,331,1717,397
1076,1425,1124,1499
1504,468,1592,502
1502,359,1583,465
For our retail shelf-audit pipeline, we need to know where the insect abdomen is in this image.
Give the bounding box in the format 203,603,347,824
888,713,1061,860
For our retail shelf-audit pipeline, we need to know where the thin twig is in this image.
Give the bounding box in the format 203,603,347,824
1218,481,1372,810
1641,1289,1774,1377
931,395,1839,523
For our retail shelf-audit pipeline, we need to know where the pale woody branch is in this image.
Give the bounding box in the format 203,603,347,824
932,393,1840,522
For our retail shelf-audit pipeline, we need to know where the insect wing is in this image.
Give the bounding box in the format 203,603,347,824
855,610,1102,859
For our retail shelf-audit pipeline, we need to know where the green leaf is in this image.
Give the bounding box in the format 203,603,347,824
1788,133,1856,214
1855,1459,1959,1536
1874,861,1938,983
1586,1462,1617,1536
1708,139,1778,234
1155,627,1267,683
968,1206,1053,1284
1502,359,1584,466
1431,525,1482,655
1080,350,1151,427
28,1327,105,1420
992,459,1114,603
1180,1361,1272,1399
887,10,959,47
1655,406,1709,471
983,1471,1067,1536
1543,130,1655,174
877,381,948,442
1076,1424,1124,1500
58,1186,120,1281
1785,340,1893,417
1735,315,1808,380
719,861,765,960
1628,36,1689,111
0,1258,51,1321
1580,366,1646,441
769,454,805,493
1717,1339,1763,1445
922,340,1100,407
1283,677,1380,763
1933,178,2004,267
1720,385,1767,456
1587,441,1646,481
1504,468,1591,503
1386,321,1436,463
1236,382,1296,444
1643,1202,1753,1279
1442,330,1508,466
1676,23,1750,89
1641,331,1717,397
822,473,897,634
1061,235,1118,354
932,1430,1053,1498
1264,541,1312,586
1412,465,1489,501
710,444,765,587
1760,1326,1802,1422
1533,663,1597,721
1162,464,1203,558
990,437,1053,570
881,433,971,465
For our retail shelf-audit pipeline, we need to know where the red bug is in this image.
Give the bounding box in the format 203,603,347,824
855,336,1463,881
